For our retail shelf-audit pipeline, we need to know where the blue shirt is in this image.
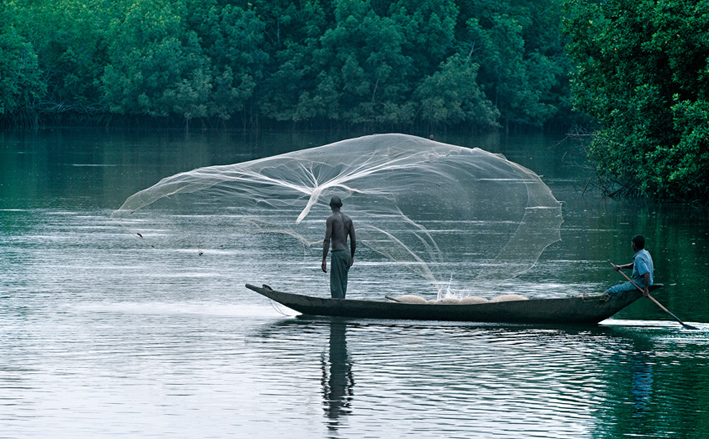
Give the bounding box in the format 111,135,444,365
632,249,654,286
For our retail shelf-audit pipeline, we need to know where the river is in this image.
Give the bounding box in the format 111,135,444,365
1,129,708,438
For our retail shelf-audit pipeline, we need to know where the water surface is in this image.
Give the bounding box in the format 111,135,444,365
1,130,708,438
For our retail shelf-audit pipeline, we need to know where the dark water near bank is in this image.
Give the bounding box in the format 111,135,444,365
1,129,708,438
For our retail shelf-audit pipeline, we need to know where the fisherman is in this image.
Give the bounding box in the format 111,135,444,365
606,234,654,297
322,196,356,299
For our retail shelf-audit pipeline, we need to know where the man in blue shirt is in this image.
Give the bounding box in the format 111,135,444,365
606,235,654,296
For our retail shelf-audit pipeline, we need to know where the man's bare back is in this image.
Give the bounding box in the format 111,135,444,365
326,211,353,250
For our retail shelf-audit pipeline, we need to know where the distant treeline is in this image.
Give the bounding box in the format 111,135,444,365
0,0,575,130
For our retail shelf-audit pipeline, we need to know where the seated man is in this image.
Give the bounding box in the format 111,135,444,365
606,234,654,296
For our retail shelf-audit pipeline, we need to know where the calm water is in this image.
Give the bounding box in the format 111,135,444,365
1,129,708,439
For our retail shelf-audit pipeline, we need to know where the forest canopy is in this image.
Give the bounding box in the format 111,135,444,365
564,0,709,204
0,0,572,130
3,0,707,203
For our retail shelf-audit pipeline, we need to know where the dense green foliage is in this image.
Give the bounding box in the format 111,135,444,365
0,0,571,129
564,0,709,204
3,0,707,202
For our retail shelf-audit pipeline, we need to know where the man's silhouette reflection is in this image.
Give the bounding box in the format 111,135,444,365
321,319,354,432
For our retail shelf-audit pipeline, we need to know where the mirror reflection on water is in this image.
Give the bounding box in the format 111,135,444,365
1,129,708,438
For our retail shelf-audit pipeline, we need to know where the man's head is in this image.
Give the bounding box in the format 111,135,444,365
329,196,343,209
632,235,645,251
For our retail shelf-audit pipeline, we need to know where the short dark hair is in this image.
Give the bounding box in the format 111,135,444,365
632,235,645,249
329,196,343,208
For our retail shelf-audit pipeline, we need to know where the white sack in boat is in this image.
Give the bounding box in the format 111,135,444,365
430,297,461,304
395,295,428,304
459,296,490,304
491,294,529,302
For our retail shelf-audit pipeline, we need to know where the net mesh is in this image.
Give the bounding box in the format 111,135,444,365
112,134,562,297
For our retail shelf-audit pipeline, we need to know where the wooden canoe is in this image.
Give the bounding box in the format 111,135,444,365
246,283,663,325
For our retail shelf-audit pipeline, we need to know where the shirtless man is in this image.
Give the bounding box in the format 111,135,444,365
322,196,356,299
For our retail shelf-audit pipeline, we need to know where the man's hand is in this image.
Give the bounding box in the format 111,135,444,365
321,259,327,273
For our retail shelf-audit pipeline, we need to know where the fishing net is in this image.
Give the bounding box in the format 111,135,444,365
112,134,562,297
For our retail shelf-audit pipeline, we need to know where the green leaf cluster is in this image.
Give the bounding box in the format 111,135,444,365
564,0,709,204
1,0,570,130
0,3,45,118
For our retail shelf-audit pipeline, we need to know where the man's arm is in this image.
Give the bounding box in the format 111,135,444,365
348,223,356,267
613,262,634,271
642,272,650,296
322,218,332,272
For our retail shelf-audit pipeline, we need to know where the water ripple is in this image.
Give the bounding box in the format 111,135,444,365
2,207,709,438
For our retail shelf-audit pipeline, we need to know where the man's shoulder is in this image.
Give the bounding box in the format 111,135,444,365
635,249,652,262
341,213,354,226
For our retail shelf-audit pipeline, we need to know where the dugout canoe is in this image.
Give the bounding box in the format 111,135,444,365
246,283,663,325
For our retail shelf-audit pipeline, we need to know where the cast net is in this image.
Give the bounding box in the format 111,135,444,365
112,134,562,298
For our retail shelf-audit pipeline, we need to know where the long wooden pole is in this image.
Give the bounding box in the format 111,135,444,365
610,263,697,330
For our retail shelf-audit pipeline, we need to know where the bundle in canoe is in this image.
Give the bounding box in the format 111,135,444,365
246,283,663,325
